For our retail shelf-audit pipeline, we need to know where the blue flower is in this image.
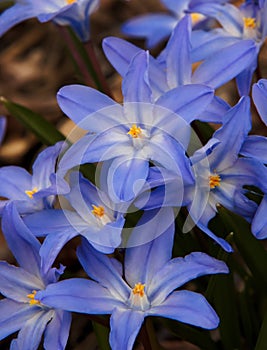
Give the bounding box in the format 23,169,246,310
36,208,229,350
121,0,227,48
251,195,267,239
183,97,267,250
135,97,267,252
0,141,69,215
0,116,6,145
190,1,267,94
56,50,212,201
252,78,267,126
103,16,257,121
238,78,267,164
24,171,125,272
0,0,99,41
0,203,71,350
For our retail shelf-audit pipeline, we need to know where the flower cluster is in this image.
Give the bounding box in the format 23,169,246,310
0,0,267,349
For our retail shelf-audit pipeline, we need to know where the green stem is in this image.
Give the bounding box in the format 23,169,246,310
145,318,164,350
255,307,267,350
84,39,112,97
61,26,111,97
0,97,66,146
92,321,111,350
59,26,94,86
138,319,156,350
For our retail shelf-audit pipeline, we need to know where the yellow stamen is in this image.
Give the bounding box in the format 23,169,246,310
66,0,76,4
132,283,145,297
27,290,41,305
91,204,105,218
243,17,256,29
209,174,221,189
190,13,202,24
25,187,38,199
127,124,142,138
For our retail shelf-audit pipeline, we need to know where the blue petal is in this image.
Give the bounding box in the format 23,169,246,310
220,157,267,193
102,37,168,98
192,40,257,89
66,172,118,221
156,84,214,123
252,195,267,239
40,228,78,277
165,15,192,87
240,135,267,163
122,51,152,104
50,2,92,42
32,141,65,189
57,84,119,127
58,130,131,177
0,166,32,200
85,218,124,254
36,278,121,314
77,239,130,301
0,299,37,341
32,173,69,203
125,208,174,286
197,222,233,253
0,3,36,37
209,96,251,170
2,203,41,276
122,14,177,48
148,290,220,329
161,0,189,15
24,208,88,275
252,79,267,125
24,209,84,237
190,3,243,35
107,156,149,202
148,133,193,179
0,116,6,144
0,262,44,302
183,187,233,252
191,29,239,62
134,168,188,210
236,58,258,96
196,96,230,123
110,307,145,350
102,37,142,77
148,252,228,305
74,128,130,163
43,310,71,350
11,309,54,350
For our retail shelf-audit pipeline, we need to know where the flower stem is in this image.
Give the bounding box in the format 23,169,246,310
59,26,94,87
139,318,164,350
84,39,112,97
60,26,112,97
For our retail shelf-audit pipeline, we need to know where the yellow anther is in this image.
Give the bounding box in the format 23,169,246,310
132,283,145,297
25,187,38,199
190,13,202,24
127,125,142,139
27,290,41,305
66,0,76,4
243,17,256,29
209,174,221,189
91,205,105,218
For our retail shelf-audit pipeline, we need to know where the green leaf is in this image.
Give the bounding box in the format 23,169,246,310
217,206,267,293
164,318,218,350
255,308,267,350
0,97,66,145
92,321,111,350
206,247,241,350
238,288,260,349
